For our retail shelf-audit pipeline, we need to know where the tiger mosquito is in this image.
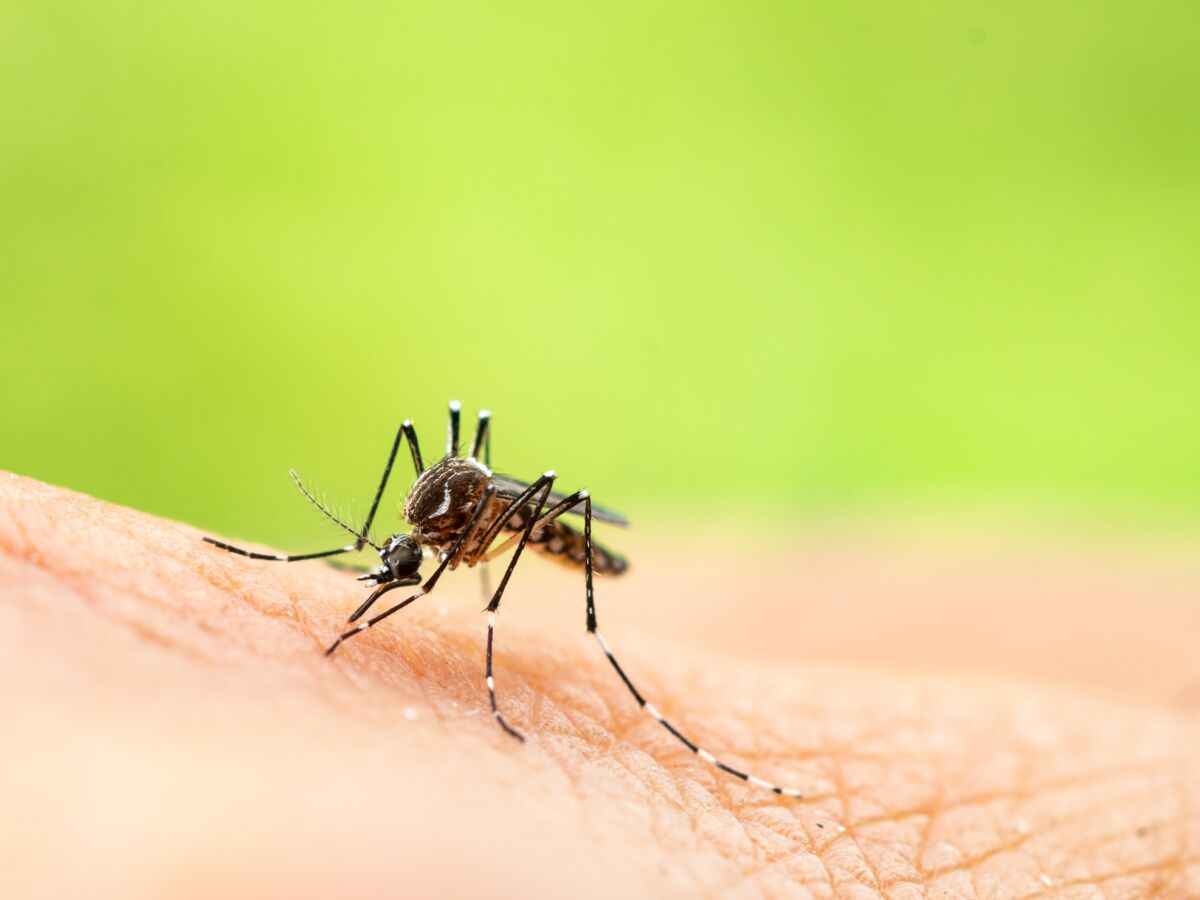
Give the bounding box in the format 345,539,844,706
203,401,804,797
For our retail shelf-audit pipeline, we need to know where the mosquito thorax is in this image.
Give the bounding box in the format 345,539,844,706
403,457,493,538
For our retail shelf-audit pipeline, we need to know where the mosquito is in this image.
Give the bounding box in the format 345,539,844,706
203,401,804,797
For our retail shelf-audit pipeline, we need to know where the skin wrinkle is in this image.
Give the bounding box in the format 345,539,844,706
910,757,950,878
833,756,891,894
1089,779,1194,877
736,810,833,895
2,474,1200,899
846,753,1189,837
904,782,1173,891
747,808,813,861
1021,855,1200,899
916,772,1152,878
759,850,832,898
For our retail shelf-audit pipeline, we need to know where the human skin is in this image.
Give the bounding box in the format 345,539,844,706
0,473,1198,898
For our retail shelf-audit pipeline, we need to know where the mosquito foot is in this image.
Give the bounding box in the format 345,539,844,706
493,711,525,742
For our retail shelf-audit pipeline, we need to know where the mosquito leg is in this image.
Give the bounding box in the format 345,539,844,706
447,400,461,457
471,469,558,558
485,610,521,741
323,579,421,655
359,419,423,545
581,495,805,798
479,561,492,605
324,484,495,655
481,488,590,561
202,537,358,562
345,572,420,623
469,409,491,463
483,472,557,742
478,442,494,611
478,488,626,578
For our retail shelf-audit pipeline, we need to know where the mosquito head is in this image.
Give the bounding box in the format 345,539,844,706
380,533,423,584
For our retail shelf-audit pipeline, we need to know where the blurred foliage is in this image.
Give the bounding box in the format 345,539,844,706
1,1,1198,544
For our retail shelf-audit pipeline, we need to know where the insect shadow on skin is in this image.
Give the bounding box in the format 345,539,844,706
204,401,809,797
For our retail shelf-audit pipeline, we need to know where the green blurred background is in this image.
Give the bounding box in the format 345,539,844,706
2,1,1198,547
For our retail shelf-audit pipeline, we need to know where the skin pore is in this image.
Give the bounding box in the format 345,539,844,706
0,473,1197,898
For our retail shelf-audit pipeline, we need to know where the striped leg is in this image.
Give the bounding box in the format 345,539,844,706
471,410,493,617
203,469,373,561
483,472,557,741
479,561,492,606
583,496,805,799
475,414,493,639
446,400,461,456
485,609,519,741
324,484,496,656
480,488,591,562
470,409,491,463
359,419,424,544
474,410,493,622
471,469,558,556
202,537,359,563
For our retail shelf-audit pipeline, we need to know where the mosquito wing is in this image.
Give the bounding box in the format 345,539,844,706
491,473,629,527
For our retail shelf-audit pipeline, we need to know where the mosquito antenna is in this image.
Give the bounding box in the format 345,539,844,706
289,468,382,551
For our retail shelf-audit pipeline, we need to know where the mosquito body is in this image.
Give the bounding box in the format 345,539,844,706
203,402,803,797
400,456,628,581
